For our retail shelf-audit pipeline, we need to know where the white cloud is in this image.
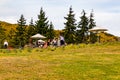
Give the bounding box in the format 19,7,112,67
0,0,11,5
95,12,120,36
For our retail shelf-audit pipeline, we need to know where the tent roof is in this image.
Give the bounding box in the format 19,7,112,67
38,39,45,43
31,33,46,39
89,26,108,32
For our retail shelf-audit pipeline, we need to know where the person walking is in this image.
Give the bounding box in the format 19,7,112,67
4,40,8,49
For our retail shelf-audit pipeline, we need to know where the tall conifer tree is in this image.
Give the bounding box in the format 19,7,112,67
15,14,27,47
77,10,89,43
26,18,36,43
88,10,97,43
35,7,49,37
64,6,76,44
46,22,55,39
27,18,36,38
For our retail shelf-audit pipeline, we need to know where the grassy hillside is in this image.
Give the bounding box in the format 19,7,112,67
0,42,120,80
0,21,17,34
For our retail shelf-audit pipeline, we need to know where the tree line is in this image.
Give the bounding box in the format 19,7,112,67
0,7,117,48
64,7,96,44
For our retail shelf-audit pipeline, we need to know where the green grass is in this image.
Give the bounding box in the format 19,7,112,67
0,42,120,80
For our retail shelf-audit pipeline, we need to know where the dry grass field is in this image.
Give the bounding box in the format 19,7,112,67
0,42,120,80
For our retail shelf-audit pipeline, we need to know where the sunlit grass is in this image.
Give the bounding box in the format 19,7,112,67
0,42,120,80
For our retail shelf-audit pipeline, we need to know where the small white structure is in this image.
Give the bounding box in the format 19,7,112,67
31,33,46,39
38,39,45,43
89,26,108,43
89,26,108,33
30,33,46,48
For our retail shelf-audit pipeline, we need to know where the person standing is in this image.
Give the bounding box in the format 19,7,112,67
60,35,65,46
4,40,8,49
52,38,57,47
57,38,61,47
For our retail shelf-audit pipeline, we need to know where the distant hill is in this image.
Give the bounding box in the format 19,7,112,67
99,32,118,42
0,21,17,34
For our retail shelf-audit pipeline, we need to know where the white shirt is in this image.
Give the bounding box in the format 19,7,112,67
4,41,8,46
60,36,64,41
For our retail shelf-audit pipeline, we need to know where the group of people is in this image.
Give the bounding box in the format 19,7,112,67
3,35,65,49
47,35,65,47
33,35,65,48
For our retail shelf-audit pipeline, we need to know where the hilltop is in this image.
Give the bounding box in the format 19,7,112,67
0,21,17,34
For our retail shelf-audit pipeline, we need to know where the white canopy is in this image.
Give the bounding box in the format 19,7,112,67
31,33,46,39
89,26,108,43
38,39,45,43
89,26,108,32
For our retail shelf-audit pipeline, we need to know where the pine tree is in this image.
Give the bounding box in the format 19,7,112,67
64,6,76,44
29,18,34,26
35,7,49,37
27,18,36,38
25,18,36,44
14,14,27,48
46,22,55,39
77,10,89,43
88,10,97,43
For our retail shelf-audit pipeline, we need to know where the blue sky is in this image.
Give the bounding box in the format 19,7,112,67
0,0,120,36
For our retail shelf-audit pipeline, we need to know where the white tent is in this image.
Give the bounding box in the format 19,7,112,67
89,26,108,43
31,33,46,39
89,26,108,32
38,39,45,43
